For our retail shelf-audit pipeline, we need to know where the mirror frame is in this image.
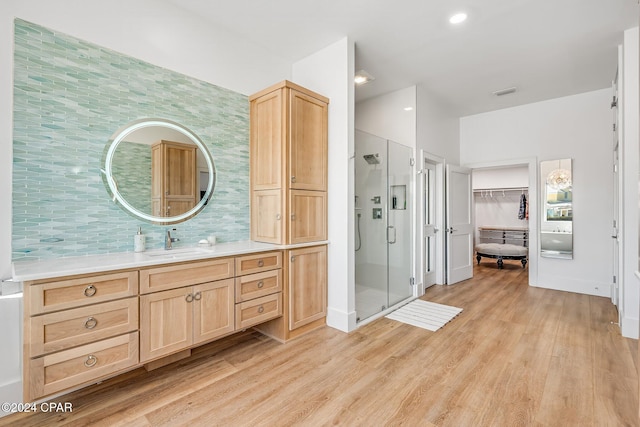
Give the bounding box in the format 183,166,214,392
103,118,216,224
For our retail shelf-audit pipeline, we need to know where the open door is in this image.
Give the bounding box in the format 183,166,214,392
446,164,473,284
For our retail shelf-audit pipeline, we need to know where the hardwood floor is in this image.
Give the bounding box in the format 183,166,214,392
3,261,638,426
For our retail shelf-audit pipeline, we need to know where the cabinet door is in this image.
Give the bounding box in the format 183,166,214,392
289,190,327,243
289,89,327,191
140,287,193,362
193,279,234,345
164,142,197,198
251,89,284,191
288,245,327,330
251,189,283,244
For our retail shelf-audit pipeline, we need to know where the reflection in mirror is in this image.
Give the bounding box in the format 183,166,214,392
103,119,215,224
540,158,573,259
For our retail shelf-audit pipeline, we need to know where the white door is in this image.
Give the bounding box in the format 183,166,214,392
611,76,620,309
446,165,473,284
423,160,437,288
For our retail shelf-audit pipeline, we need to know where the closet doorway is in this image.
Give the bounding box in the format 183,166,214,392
471,164,534,278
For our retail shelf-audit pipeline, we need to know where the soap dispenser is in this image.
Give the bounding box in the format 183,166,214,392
134,227,145,252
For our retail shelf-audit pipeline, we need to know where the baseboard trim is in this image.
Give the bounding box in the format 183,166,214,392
621,315,639,339
326,307,357,332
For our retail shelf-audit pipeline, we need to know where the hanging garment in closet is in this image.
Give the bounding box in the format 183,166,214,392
518,194,527,220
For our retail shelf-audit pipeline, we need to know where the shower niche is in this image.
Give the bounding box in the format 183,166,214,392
354,130,413,323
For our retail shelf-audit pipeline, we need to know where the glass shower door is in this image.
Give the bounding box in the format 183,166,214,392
387,140,413,307
355,131,414,322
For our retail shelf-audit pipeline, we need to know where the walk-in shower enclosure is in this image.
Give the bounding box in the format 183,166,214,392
355,130,413,322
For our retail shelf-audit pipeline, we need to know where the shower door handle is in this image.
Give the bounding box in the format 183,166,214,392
387,225,397,244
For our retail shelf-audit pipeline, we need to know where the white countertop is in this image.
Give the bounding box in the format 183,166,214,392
12,240,329,282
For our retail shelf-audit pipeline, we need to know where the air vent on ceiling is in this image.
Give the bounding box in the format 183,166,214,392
493,87,517,96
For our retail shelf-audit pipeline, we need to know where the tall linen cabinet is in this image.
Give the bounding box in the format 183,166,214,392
249,80,328,341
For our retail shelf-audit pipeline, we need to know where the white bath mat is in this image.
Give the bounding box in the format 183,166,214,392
386,299,463,332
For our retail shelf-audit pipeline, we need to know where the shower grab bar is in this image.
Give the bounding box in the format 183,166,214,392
387,225,397,244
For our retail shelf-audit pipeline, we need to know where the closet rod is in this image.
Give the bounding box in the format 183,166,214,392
473,187,528,193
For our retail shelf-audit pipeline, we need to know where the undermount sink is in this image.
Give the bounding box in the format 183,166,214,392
143,247,209,259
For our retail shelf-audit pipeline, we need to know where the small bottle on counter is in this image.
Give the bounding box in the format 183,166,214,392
134,227,145,252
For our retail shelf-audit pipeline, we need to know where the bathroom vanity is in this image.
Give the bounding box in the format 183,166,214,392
15,241,327,402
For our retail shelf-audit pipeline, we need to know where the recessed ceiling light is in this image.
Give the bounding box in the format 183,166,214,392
354,69,375,86
404,107,413,111
449,12,467,24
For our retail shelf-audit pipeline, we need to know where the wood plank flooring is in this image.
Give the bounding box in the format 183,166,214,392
3,261,638,426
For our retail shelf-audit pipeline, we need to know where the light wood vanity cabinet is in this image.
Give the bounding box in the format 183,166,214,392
255,244,327,342
23,250,284,401
139,278,235,362
249,80,328,245
139,252,282,363
23,271,139,401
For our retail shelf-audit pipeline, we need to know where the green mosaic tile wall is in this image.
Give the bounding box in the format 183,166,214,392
12,19,250,260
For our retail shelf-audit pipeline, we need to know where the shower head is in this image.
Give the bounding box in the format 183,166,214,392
363,153,380,164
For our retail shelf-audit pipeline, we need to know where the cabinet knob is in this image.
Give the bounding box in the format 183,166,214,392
275,214,281,220
291,255,296,262
291,214,296,221
193,291,202,301
84,285,97,297
185,293,194,303
258,306,264,314
257,260,264,267
257,281,264,288
291,176,296,183
84,354,98,368
84,317,98,329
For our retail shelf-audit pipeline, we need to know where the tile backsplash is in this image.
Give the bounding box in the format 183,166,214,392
12,19,250,261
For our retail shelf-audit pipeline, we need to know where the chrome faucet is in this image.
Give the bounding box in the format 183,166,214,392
165,229,180,250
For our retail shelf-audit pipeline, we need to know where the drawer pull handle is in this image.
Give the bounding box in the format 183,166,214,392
84,355,98,368
258,306,264,314
257,260,264,267
84,317,98,329
185,293,194,303
84,285,97,297
257,281,264,288
193,291,202,301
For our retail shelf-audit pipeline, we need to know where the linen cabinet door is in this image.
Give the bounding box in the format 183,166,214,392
251,189,283,244
140,287,193,362
193,279,235,345
250,88,284,191
289,190,327,244
289,89,327,191
288,245,327,330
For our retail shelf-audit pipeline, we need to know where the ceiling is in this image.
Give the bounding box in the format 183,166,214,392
165,0,638,117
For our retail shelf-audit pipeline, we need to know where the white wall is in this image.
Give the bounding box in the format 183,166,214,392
621,27,639,338
292,38,355,332
0,0,292,407
356,86,417,147
416,85,460,165
460,89,614,301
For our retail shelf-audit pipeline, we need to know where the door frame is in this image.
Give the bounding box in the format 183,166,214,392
417,150,445,295
464,157,538,287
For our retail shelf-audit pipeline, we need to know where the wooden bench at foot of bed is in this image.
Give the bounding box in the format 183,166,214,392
475,243,528,269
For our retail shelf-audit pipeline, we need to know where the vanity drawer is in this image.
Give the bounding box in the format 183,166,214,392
140,257,234,294
28,332,138,400
29,271,138,315
235,251,282,276
29,298,138,357
235,293,282,330
235,269,282,303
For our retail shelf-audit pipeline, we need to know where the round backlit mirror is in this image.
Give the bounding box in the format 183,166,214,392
103,119,216,224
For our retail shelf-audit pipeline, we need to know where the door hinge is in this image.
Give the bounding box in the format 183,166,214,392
410,277,415,286
611,96,617,109
613,123,616,132
410,158,415,167
613,275,617,284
